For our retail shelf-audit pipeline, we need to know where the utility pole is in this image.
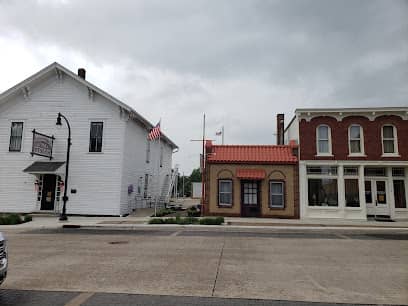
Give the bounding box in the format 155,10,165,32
182,172,185,198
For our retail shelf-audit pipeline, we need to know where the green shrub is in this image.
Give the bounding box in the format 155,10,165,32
23,214,32,223
187,207,201,217
148,218,164,224
0,213,23,225
151,208,174,217
199,217,224,225
163,218,177,224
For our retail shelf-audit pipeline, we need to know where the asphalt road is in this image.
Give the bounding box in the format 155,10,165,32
0,289,393,306
1,227,407,305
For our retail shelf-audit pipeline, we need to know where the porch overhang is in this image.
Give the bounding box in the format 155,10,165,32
23,161,65,175
236,169,266,180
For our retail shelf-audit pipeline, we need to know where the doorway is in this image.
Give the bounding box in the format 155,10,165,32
41,174,56,211
241,181,260,217
365,179,390,217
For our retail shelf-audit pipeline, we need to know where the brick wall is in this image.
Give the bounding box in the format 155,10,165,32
299,115,408,161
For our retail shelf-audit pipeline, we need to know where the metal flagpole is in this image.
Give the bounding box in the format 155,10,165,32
154,119,161,217
222,126,224,145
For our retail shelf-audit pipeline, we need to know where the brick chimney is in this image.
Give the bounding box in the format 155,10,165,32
277,114,284,145
78,68,86,80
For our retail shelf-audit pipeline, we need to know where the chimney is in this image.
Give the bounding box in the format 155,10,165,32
78,68,86,80
277,113,284,145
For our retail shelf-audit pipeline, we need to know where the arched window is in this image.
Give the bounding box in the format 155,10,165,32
348,124,364,155
382,125,398,155
316,125,331,155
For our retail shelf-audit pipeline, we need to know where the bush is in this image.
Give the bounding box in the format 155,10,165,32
151,208,174,217
23,214,32,223
148,218,164,224
0,213,23,225
187,206,201,217
199,217,224,225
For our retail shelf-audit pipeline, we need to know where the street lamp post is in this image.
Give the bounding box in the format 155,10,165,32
56,112,71,221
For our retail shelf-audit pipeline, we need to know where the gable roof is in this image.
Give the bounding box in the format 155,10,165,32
0,62,177,149
207,144,298,164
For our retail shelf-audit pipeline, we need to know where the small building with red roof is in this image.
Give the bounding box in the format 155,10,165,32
203,139,299,218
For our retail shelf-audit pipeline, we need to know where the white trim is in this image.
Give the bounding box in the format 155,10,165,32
218,179,233,207
269,181,285,208
348,124,365,155
316,124,332,156
381,124,399,155
8,119,26,153
88,119,107,154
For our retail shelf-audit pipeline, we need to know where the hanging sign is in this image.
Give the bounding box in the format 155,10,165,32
31,130,54,159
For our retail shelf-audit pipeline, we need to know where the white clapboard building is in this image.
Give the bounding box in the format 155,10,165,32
0,62,178,216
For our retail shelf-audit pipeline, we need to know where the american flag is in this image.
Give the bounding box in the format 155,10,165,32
148,121,161,140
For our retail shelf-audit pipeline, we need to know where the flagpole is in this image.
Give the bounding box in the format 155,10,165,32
222,126,224,145
154,119,161,217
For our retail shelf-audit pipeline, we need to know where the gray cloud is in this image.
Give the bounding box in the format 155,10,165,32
0,0,407,173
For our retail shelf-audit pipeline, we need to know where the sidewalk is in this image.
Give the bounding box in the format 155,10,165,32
1,214,408,232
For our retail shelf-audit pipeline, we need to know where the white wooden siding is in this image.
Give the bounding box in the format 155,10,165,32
0,74,125,215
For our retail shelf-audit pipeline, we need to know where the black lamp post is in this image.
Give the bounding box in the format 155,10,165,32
56,112,71,221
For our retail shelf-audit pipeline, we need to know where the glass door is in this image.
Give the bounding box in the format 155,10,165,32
374,180,390,216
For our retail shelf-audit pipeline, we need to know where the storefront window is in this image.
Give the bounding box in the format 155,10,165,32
345,179,360,207
365,181,373,204
308,179,338,206
393,180,406,208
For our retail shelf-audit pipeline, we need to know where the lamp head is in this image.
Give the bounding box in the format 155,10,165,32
56,113,62,126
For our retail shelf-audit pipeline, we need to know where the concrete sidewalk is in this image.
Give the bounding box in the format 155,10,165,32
1,214,408,232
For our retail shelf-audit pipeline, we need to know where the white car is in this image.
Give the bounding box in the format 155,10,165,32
0,232,7,285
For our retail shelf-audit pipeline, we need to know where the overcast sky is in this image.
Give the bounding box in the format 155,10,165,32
0,0,407,174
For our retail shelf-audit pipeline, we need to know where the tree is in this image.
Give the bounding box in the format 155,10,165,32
176,168,202,197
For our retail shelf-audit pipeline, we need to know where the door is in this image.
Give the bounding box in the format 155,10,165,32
374,180,390,216
41,174,56,210
365,179,390,216
241,181,260,217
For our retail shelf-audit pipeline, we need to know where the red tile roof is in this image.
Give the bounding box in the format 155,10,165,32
207,144,298,164
236,169,266,179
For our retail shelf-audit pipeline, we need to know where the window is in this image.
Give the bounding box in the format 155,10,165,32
316,125,331,154
393,180,407,208
308,178,338,206
345,179,360,207
160,145,163,167
382,125,397,154
143,174,149,198
307,166,337,176
89,122,103,152
270,181,284,208
349,125,363,154
218,179,233,206
392,168,405,177
344,166,359,176
146,140,151,163
364,167,386,177
365,181,372,204
9,122,24,151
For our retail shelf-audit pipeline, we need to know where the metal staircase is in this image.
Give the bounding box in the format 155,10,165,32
158,165,179,205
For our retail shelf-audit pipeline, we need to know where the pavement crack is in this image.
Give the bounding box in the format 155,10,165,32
211,238,226,297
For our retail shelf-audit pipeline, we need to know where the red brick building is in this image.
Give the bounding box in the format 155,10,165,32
285,107,408,220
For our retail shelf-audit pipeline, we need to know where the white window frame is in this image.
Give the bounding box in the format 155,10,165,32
381,125,399,156
8,120,25,152
306,165,339,208
269,181,285,208
218,179,233,207
88,119,106,154
348,124,365,156
316,124,332,156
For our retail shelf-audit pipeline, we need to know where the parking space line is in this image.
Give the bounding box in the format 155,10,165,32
170,230,182,236
64,292,94,306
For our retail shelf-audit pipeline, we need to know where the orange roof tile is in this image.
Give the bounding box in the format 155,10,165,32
207,145,297,164
236,169,266,179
